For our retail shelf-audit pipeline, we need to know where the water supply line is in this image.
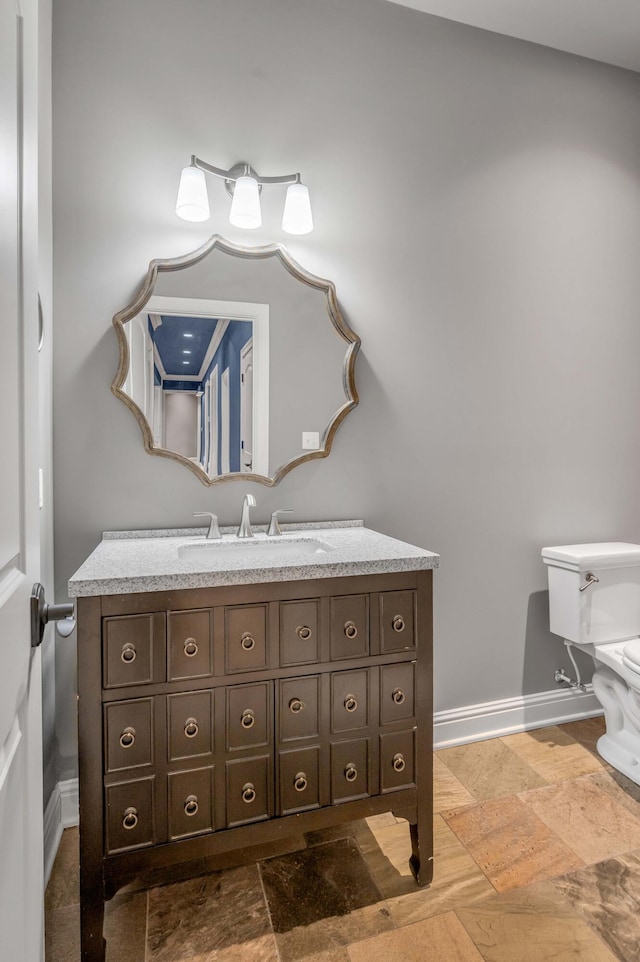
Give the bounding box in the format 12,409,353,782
554,640,588,693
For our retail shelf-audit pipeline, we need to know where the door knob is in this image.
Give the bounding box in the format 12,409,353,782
30,583,75,648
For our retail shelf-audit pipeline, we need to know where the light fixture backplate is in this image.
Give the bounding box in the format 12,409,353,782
224,162,262,198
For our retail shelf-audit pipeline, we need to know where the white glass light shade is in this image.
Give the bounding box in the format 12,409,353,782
282,182,313,235
176,166,210,222
229,175,262,229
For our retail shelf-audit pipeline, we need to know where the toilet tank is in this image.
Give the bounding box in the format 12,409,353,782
542,543,640,645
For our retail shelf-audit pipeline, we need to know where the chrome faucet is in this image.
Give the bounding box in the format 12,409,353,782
193,511,221,540
236,494,256,539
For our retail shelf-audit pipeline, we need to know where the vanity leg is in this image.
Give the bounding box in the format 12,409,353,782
408,819,433,886
80,884,106,962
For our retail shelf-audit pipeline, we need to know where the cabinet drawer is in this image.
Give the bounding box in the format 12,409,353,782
330,595,369,660
380,730,415,793
379,663,415,725
103,614,161,689
104,698,153,773
380,590,416,653
225,605,268,673
279,676,320,742
168,767,215,840
226,682,270,751
279,746,321,815
331,739,370,803
226,755,272,827
331,669,369,733
167,691,214,761
105,777,155,854
279,600,320,666
168,610,212,681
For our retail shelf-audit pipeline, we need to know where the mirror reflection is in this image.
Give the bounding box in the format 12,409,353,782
112,236,360,486
123,296,269,477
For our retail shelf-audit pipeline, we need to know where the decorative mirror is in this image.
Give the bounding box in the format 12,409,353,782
112,236,360,486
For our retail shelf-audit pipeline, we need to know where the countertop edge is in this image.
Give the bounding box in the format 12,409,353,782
69,554,439,598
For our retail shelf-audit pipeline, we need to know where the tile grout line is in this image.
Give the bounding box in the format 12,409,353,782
256,858,281,961
144,888,149,962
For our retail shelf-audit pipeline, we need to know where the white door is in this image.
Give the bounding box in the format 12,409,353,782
221,368,230,474
240,339,254,471
0,0,45,960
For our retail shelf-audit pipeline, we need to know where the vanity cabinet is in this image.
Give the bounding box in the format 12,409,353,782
77,569,433,962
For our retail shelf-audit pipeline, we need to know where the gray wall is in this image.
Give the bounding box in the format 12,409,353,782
52,0,640,782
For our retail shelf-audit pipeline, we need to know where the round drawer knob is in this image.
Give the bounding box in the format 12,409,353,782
392,688,406,705
242,783,256,804
344,621,358,639
296,625,312,640
344,763,358,783
392,615,405,633
184,638,199,658
119,727,136,749
294,772,308,792
184,717,199,739
184,795,199,817
120,643,136,664
122,807,138,830
289,698,304,714
241,709,256,729
392,753,406,773
241,632,256,651
344,694,358,713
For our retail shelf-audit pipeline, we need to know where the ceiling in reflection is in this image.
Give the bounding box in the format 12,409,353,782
149,313,221,379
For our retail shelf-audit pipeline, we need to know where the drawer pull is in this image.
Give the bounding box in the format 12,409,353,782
392,753,406,773
120,643,136,664
289,698,305,714
241,632,256,651
122,807,138,830
294,772,308,792
242,782,256,804
184,795,199,817
241,709,256,729
296,625,312,640
392,688,406,705
392,615,406,633
344,763,358,783
344,621,358,639
119,727,136,749
183,637,199,657
344,694,358,713
184,717,199,739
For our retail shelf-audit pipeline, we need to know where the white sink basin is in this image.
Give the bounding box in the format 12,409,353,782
178,537,332,564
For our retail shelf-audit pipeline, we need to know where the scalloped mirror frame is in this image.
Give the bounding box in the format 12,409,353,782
111,235,361,486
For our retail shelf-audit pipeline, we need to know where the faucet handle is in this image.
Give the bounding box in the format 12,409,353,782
193,512,221,540
267,509,293,537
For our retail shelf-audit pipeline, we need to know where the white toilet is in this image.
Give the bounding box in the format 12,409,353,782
542,542,640,785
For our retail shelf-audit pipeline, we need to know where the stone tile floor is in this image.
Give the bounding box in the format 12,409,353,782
46,716,640,961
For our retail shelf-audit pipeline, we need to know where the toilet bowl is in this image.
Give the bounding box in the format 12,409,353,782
542,542,640,785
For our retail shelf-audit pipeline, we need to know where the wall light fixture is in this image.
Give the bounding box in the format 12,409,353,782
176,156,313,235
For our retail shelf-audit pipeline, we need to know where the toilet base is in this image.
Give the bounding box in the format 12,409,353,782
592,661,640,787
596,731,640,785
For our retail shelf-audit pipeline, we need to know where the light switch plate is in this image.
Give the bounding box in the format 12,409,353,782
302,431,320,450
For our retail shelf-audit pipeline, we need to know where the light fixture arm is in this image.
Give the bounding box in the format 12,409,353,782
190,155,301,188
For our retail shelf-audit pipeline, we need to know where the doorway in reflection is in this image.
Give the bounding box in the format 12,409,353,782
123,296,269,478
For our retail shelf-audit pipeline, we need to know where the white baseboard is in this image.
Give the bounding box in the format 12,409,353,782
43,777,79,887
434,685,602,749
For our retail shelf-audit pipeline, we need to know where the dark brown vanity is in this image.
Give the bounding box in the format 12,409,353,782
72,535,436,962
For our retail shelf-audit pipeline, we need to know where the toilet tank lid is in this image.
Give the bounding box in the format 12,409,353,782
542,542,640,570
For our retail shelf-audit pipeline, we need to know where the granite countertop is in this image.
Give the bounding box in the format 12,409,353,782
68,521,439,598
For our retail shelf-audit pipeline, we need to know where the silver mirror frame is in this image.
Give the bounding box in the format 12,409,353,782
112,235,361,487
